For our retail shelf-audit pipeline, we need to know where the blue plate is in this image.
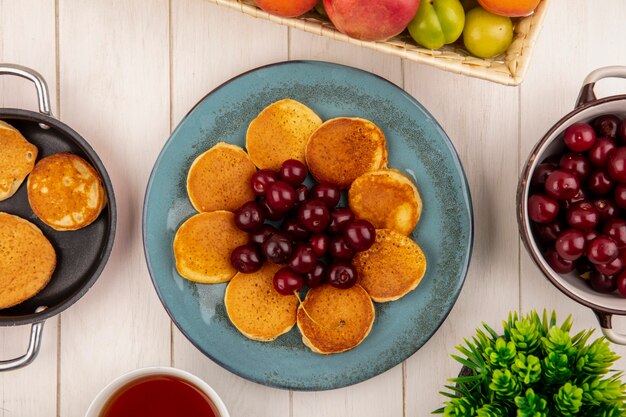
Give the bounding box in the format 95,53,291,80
143,61,473,390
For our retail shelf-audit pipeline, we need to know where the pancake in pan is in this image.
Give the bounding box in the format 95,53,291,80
349,169,422,235
173,211,248,284
225,263,299,342
305,117,388,189
297,284,375,354
0,121,38,202
246,99,322,170
0,212,56,309
187,142,257,213
27,153,107,231
352,229,427,302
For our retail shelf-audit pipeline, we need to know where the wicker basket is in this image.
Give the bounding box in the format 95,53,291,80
207,0,549,86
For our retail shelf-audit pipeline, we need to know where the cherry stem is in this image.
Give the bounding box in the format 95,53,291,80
293,290,343,331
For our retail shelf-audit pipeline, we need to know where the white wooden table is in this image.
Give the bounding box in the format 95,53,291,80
2,1,626,416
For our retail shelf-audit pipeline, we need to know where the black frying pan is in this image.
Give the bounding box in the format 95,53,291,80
0,64,116,370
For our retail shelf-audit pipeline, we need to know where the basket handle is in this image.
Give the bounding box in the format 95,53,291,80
594,310,626,345
0,64,52,117
576,66,626,108
0,307,47,371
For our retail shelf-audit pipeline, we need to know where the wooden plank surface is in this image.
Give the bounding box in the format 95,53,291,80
0,1,58,417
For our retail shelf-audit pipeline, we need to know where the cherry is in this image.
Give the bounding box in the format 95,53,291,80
310,183,341,208
294,184,308,207
249,224,278,246
587,236,619,265
559,153,590,179
564,123,596,152
329,235,354,260
327,262,358,289
617,270,626,297
234,201,265,232
562,189,587,211
604,219,626,248
251,169,278,196
608,147,626,182
589,271,617,293
596,256,624,276
343,219,376,252
593,115,620,138
260,198,284,221
545,170,580,200
536,220,564,242
328,207,356,234
304,262,326,288
528,194,559,224
309,233,329,257
262,233,293,264
266,181,296,213
588,169,615,195
230,244,264,273
593,198,618,223
585,229,599,244
298,199,330,233
288,243,318,274
273,268,304,295
544,247,575,273
615,183,626,209
281,217,310,241
555,229,586,261
531,163,557,189
618,120,626,143
566,201,599,230
588,137,617,167
279,159,307,186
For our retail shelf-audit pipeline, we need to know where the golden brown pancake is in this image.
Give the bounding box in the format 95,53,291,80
349,169,422,235
225,263,299,342
353,229,427,302
0,212,56,309
297,284,375,354
246,99,322,170
0,121,38,202
27,153,107,231
305,117,388,189
187,142,257,213
173,211,248,284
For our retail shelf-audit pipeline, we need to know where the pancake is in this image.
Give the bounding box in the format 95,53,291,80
297,284,375,354
348,169,422,235
225,263,299,341
305,117,388,189
246,99,322,170
187,142,257,213
173,211,248,284
27,153,107,231
352,229,427,302
0,212,56,309
0,121,38,202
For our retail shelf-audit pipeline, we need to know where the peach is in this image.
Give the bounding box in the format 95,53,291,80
323,0,421,41
256,0,318,18
477,0,540,17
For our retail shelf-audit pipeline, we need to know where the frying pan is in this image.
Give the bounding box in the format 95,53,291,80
0,64,116,370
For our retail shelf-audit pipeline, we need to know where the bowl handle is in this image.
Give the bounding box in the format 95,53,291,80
576,66,626,108
0,307,47,371
594,310,626,345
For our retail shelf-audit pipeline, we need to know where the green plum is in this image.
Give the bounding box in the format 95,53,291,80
463,7,513,58
408,0,466,50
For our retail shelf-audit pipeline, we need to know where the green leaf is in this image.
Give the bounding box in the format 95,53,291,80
581,375,626,405
515,388,548,417
512,353,541,385
442,397,478,417
576,337,620,377
542,351,571,385
484,338,517,368
489,369,521,400
553,383,583,416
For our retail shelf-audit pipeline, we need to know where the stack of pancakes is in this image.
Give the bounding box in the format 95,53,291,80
174,98,427,354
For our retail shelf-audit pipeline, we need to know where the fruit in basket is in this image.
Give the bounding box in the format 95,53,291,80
407,0,465,50
256,0,318,17
323,0,421,41
477,0,539,17
462,7,512,59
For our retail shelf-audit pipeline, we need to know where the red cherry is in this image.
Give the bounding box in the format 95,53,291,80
281,217,310,241
260,198,284,221
590,271,617,293
531,163,557,189
544,247,575,274
234,201,266,232
536,220,564,242
563,123,596,152
327,262,358,289
559,153,590,179
309,233,330,257
273,268,304,295
608,147,626,182
298,199,330,233
604,219,626,248
588,137,617,167
304,262,326,288
328,208,356,234
555,229,586,261
587,170,614,195
230,244,264,273
616,184,626,209
310,183,341,208
618,120,626,143
279,159,307,186
251,169,278,196
266,181,296,212
343,219,376,252
593,115,620,138
596,256,624,276
545,170,580,200
528,194,559,224
294,184,309,207
249,224,278,246
587,236,619,265
566,201,599,230
593,198,618,223
329,235,354,260
617,270,626,297
288,243,318,274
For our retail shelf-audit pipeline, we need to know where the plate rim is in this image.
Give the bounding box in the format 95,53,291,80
142,60,474,390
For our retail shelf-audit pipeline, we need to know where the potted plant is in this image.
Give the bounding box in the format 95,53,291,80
436,310,625,416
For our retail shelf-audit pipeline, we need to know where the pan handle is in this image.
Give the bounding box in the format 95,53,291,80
594,310,626,345
0,307,47,372
0,64,52,117
576,66,626,108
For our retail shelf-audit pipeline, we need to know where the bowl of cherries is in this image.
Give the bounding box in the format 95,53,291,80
518,66,626,345
229,158,376,296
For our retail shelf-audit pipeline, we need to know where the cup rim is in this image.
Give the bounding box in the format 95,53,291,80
84,366,230,417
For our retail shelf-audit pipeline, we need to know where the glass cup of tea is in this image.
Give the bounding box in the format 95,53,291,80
84,366,230,417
